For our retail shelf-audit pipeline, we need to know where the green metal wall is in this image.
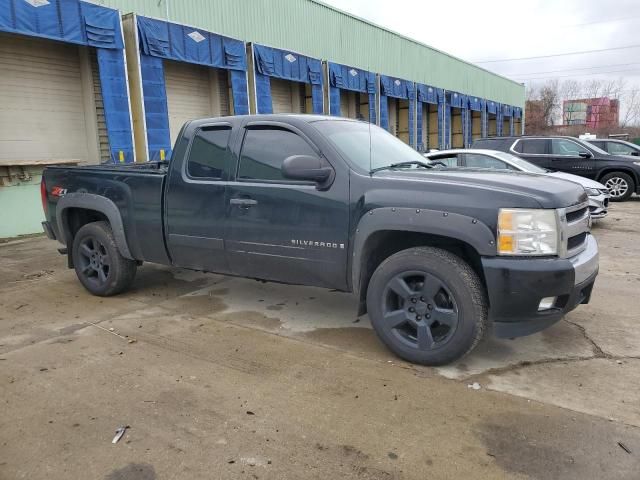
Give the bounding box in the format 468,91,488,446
94,0,524,107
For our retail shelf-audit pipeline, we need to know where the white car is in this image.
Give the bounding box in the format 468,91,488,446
424,149,610,219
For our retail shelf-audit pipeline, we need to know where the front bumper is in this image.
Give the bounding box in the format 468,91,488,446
482,235,599,338
588,193,609,219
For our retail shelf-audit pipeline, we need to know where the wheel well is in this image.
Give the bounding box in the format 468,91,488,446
62,208,109,267
355,230,485,316
64,208,109,240
597,168,638,186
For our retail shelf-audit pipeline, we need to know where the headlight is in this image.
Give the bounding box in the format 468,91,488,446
497,209,558,256
585,187,600,196
634,161,640,166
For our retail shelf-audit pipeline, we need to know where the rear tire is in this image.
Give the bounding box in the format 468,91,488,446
601,172,634,201
72,221,137,296
366,247,488,366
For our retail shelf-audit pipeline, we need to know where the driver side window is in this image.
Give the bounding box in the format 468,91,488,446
551,139,589,156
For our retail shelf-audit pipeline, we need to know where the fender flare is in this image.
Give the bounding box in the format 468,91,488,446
56,193,134,259
351,207,496,295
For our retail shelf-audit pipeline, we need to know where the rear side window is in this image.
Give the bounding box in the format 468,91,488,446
517,139,547,154
464,154,514,170
187,127,231,179
238,127,317,181
589,141,605,150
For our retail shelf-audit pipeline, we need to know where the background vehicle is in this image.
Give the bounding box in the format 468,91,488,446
41,115,598,366
424,149,610,219
586,138,640,157
473,135,640,201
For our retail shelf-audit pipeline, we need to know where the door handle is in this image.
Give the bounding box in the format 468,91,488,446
230,198,258,208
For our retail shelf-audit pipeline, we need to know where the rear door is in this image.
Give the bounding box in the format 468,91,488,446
549,138,597,178
226,121,350,289
165,122,234,272
511,138,551,168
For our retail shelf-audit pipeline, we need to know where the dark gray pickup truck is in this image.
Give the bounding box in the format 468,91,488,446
41,115,599,365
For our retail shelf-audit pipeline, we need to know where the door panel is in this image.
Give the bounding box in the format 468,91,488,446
166,125,232,272
549,138,596,178
227,126,349,289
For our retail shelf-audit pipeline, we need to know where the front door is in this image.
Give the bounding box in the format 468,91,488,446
226,123,350,289
549,138,597,179
165,123,233,273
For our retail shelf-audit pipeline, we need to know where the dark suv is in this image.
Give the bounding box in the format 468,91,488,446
473,136,640,201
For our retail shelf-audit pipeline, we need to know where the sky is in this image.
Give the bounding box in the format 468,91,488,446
321,0,640,94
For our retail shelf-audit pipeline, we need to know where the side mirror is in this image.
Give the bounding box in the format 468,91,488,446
282,155,333,184
578,151,592,159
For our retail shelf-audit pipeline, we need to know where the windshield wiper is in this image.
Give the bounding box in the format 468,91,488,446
370,161,433,174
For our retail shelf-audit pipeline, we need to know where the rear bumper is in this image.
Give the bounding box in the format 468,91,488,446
482,235,599,338
42,221,56,240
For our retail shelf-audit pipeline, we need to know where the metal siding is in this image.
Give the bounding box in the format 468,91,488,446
0,34,91,163
98,0,524,107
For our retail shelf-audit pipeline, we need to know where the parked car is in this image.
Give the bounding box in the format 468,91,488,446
41,115,598,366
585,138,640,157
472,135,640,201
423,149,610,219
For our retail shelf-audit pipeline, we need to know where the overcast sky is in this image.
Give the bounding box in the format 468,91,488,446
322,0,640,93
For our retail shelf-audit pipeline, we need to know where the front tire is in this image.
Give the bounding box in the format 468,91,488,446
601,172,634,201
72,221,137,296
366,247,488,366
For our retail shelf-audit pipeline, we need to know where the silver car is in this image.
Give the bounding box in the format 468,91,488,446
424,149,610,219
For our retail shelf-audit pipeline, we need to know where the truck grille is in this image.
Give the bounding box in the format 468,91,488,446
558,202,590,258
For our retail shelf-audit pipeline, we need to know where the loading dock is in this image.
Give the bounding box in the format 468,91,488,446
502,104,513,136
327,62,376,122
445,92,467,149
0,0,134,165
514,107,523,135
468,97,484,145
380,75,414,146
486,100,498,137
123,15,249,161
250,44,323,116
416,84,444,151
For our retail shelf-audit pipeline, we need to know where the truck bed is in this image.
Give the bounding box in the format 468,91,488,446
43,161,170,265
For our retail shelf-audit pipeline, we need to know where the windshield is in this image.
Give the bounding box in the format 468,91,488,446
490,151,547,173
312,120,429,173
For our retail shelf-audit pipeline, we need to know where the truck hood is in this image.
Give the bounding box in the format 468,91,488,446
374,169,587,208
547,171,606,189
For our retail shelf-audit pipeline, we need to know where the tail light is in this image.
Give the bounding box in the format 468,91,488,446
40,177,48,215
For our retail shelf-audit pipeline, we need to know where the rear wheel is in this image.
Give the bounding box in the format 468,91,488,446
601,172,634,201
366,247,487,366
72,221,137,296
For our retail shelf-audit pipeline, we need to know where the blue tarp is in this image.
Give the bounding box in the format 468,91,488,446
137,16,246,71
487,100,498,115
327,62,376,122
379,75,415,147
0,0,134,163
513,107,522,119
502,104,513,117
136,15,250,159
253,44,323,114
468,96,483,112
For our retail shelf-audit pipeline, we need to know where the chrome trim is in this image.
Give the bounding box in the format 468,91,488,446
557,201,590,258
570,235,599,285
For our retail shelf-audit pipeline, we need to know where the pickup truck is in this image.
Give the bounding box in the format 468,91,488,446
41,115,599,366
